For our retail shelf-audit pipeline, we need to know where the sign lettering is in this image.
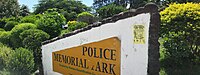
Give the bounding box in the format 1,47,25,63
52,37,121,75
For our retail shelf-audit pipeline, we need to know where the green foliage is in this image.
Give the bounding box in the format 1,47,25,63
4,21,18,31
0,17,20,28
60,29,70,36
34,0,90,22
163,0,200,4
67,21,88,31
0,0,20,18
20,14,42,24
77,12,96,24
160,3,200,65
0,28,4,31
97,4,126,19
0,43,13,70
10,23,37,48
19,29,50,67
0,18,7,28
19,4,30,17
8,48,35,75
93,0,150,9
0,31,11,46
20,29,50,50
37,12,66,38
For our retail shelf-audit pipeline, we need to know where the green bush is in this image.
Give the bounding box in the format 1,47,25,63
10,23,37,48
160,3,200,65
67,21,88,31
37,11,66,38
0,43,13,70
19,29,50,68
20,29,50,50
60,29,70,36
8,47,35,75
0,18,7,28
4,21,18,31
77,12,96,24
0,31,11,46
0,28,5,31
20,14,42,24
0,17,21,28
97,4,126,19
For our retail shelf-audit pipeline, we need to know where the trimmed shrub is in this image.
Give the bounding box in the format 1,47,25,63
8,48,35,75
60,29,70,36
0,31,11,46
4,21,18,31
160,3,200,65
19,29,50,68
0,28,5,31
77,12,96,24
37,11,66,38
20,14,42,24
67,21,88,31
0,43,13,70
97,4,126,19
10,23,37,48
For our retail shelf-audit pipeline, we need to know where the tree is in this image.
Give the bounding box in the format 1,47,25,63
160,3,200,65
0,28,4,31
10,23,37,48
20,14,42,24
162,0,200,3
0,0,20,18
4,21,18,31
19,29,50,51
0,17,20,28
34,0,90,22
0,31,11,46
19,4,30,17
93,0,115,9
37,11,66,38
67,21,88,32
0,43,13,71
93,0,150,9
8,48,35,75
19,29,50,64
77,12,96,24
97,4,126,19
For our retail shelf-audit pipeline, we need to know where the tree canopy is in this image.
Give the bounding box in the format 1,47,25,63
37,11,66,38
160,3,200,65
0,0,20,18
19,4,30,17
97,4,126,19
34,0,90,22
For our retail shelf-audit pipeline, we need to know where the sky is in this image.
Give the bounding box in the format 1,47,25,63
18,0,94,12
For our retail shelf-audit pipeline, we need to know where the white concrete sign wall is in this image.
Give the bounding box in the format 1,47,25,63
41,3,160,75
42,13,150,75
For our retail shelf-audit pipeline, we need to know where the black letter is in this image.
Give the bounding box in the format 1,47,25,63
111,49,116,61
109,64,116,75
95,62,101,72
102,62,108,73
88,47,93,57
94,47,99,58
82,46,87,56
103,49,110,60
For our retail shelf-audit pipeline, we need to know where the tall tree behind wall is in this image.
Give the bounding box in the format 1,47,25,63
0,0,20,18
19,4,30,17
93,0,152,9
93,0,200,10
34,0,90,22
